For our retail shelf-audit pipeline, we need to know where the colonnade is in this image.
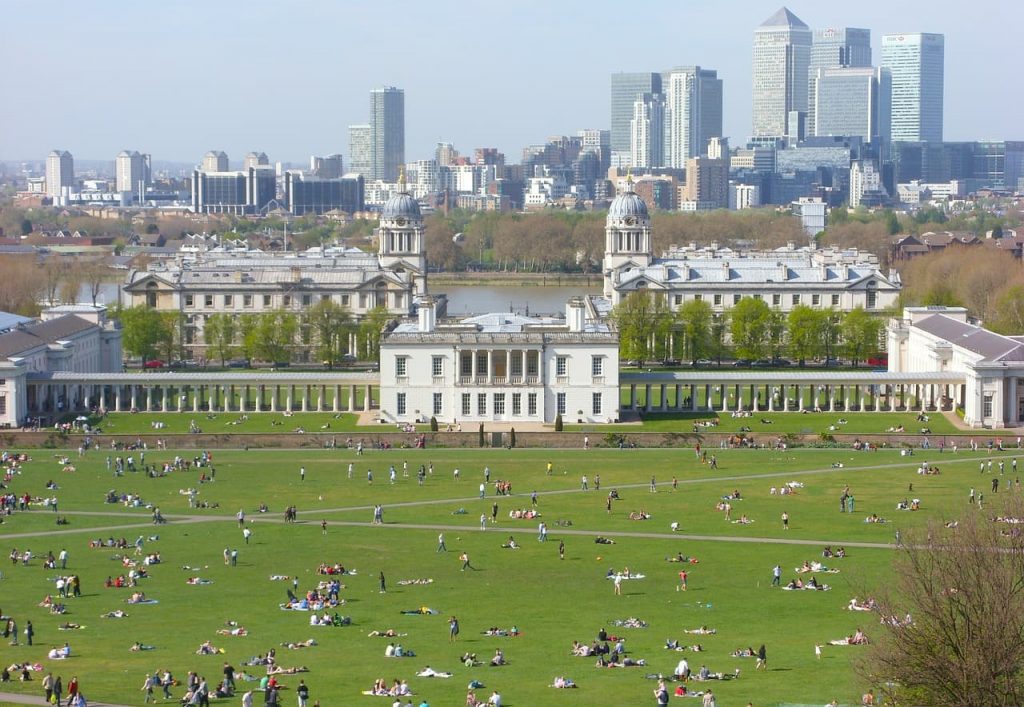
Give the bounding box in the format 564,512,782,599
457,349,541,385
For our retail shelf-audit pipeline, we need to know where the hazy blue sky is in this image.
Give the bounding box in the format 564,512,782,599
3,0,1020,166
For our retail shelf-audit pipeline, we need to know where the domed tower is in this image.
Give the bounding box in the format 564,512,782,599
603,173,653,297
377,168,427,295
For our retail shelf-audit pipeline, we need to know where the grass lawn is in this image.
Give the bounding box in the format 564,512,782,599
0,446,1017,705
61,412,430,436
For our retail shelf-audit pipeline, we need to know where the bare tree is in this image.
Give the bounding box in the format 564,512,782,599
859,499,1024,706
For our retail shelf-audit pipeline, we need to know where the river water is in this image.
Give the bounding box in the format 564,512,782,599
441,285,601,316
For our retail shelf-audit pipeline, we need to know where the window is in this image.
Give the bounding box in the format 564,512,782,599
494,393,505,415
591,356,603,377
263,294,272,307
283,295,292,307
185,294,194,307
983,394,994,418
302,294,312,306
396,357,407,377
359,294,368,308
243,294,253,308
204,294,213,307
556,356,567,377
556,392,566,416
341,295,350,306
224,294,233,307
477,393,487,416
476,352,488,377
753,294,762,301
460,354,473,377
772,294,781,306
461,393,471,417
792,294,801,305
713,294,722,306
831,294,840,306
733,294,741,305
432,356,443,377
674,295,682,306
397,392,406,416
528,393,538,416
812,294,821,306
511,353,523,377
694,294,702,301
433,392,443,415
592,392,602,415
512,393,522,416
0,395,5,415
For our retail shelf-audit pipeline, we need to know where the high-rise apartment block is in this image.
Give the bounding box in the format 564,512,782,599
882,33,944,142
45,150,74,198
115,150,150,196
202,151,229,172
348,125,372,176
310,154,344,179
630,93,665,169
807,27,871,135
243,152,270,170
370,87,405,181
663,67,723,167
610,72,661,167
752,7,811,139
811,67,891,145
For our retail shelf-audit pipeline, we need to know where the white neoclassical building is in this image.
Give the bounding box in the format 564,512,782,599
889,306,1024,428
379,297,620,424
601,177,900,313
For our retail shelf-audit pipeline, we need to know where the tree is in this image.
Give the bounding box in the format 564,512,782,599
20,218,32,236
989,284,1024,334
842,307,883,366
729,297,772,360
83,260,110,307
236,314,261,363
787,305,826,364
306,299,353,367
255,310,298,364
676,299,713,363
611,290,670,365
117,305,166,363
203,313,237,367
358,306,392,361
859,500,1024,706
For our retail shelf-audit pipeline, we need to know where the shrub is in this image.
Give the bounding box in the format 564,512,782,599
430,416,438,432
554,414,563,432
478,423,485,447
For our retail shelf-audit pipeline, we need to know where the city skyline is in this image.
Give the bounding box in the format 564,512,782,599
2,0,1020,164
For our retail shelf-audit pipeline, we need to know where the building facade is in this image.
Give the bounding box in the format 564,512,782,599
283,171,365,215
807,27,871,135
663,66,723,167
610,72,662,168
630,92,665,169
191,166,276,215
752,7,811,139
370,87,405,182
811,67,890,145
380,297,620,424
348,125,372,176
46,150,74,198
881,33,944,142
115,150,150,196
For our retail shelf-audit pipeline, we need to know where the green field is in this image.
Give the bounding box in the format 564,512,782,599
0,445,1015,705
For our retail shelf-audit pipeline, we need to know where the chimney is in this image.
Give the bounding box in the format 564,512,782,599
566,297,586,332
722,261,731,280
778,262,788,281
418,296,436,333
290,266,301,282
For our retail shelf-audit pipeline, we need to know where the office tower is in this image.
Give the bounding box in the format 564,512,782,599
808,28,871,135
115,150,148,194
630,93,665,169
202,151,229,172
370,87,405,181
707,137,729,161
283,171,364,215
610,72,662,167
812,67,891,145
849,159,886,207
663,67,723,167
752,7,811,139
578,129,610,151
435,142,458,166
349,125,372,176
191,167,276,215
882,33,944,142
45,150,74,198
310,154,344,179
243,152,269,170
682,156,728,209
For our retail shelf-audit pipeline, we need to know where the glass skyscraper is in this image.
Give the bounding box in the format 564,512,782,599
610,72,661,167
662,67,723,167
752,7,811,139
807,27,871,136
881,33,944,142
370,87,405,182
811,67,890,146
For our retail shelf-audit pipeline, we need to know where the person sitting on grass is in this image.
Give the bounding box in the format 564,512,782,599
489,648,506,666
500,537,519,550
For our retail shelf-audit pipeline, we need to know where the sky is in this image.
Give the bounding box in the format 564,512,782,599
3,0,1021,167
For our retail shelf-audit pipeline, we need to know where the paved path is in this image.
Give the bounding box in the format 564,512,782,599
0,692,133,707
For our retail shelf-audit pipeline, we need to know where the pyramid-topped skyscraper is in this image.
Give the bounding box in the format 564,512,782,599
752,7,811,139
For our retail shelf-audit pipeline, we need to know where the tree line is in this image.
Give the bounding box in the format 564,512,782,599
611,292,885,366
114,300,392,367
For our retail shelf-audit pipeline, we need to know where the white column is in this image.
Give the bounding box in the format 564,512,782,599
334,386,341,413
644,384,652,413
287,386,294,412
317,385,325,412
675,384,682,411
471,350,478,382
797,386,805,412
660,384,668,411
720,385,729,413
487,350,494,384
768,386,776,412
269,386,277,412
629,385,636,410
364,384,372,412
349,385,357,412
162,387,169,412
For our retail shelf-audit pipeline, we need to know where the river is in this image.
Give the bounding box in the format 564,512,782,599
441,285,600,316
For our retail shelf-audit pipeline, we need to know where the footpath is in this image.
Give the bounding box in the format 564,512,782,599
0,693,133,707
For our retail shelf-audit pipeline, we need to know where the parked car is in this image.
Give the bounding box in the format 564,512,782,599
227,358,250,368
142,360,165,369
732,359,752,367
693,358,714,368
771,357,792,367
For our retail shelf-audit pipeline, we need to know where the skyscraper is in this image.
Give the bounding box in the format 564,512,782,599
812,67,891,145
202,151,229,172
630,92,665,169
663,67,723,167
881,33,944,142
45,150,74,198
807,27,871,135
115,150,149,195
349,125,372,176
610,72,662,168
370,87,405,182
752,7,811,139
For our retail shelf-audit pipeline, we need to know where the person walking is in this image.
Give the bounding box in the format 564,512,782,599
242,527,252,544
379,571,386,594
43,673,54,704
296,679,310,707
781,511,789,531
613,574,622,595
756,644,767,670
436,533,446,552
449,616,460,642
66,676,78,707
538,522,547,542
772,564,782,587
460,552,473,571
558,540,565,560
141,673,155,703
654,680,669,707
581,475,588,491
59,548,67,569
677,570,687,592
25,620,33,646
161,670,173,700
300,466,305,482
321,519,327,535
53,676,63,706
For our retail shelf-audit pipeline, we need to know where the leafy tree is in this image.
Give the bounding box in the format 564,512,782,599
20,218,32,235
729,297,772,360
255,310,298,363
860,499,1024,706
842,307,883,366
676,299,713,363
236,314,261,363
989,284,1024,334
117,305,166,363
611,290,671,365
156,312,184,363
203,313,237,366
767,309,787,358
787,305,826,364
358,306,392,361
306,298,353,367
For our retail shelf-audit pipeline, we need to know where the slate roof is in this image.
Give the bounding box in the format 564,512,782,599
0,315,96,359
759,7,807,29
915,314,1024,362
